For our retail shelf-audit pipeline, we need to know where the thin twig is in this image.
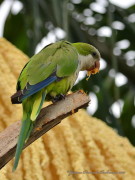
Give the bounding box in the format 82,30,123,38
0,91,90,169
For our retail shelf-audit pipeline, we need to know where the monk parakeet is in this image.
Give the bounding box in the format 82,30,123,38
11,41,100,171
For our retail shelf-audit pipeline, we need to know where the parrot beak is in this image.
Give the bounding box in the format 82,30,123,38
87,60,100,77
87,61,100,76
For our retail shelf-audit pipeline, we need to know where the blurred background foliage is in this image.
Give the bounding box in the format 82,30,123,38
0,0,135,144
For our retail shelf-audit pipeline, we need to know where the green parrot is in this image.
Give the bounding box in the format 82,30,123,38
11,41,100,171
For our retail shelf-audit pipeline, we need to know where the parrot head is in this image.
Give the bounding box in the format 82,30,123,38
72,42,100,77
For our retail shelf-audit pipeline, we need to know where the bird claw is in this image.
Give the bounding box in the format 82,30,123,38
52,94,66,103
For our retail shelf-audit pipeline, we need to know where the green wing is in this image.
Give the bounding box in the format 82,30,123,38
17,41,78,90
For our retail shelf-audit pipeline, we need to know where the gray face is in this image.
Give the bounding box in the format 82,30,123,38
77,44,101,71
85,47,100,73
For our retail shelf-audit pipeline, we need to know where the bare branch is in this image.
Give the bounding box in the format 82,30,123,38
0,91,90,169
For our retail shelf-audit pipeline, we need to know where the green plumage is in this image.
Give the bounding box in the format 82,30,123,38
13,41,79,171
12,40,100,171
18,41,78,87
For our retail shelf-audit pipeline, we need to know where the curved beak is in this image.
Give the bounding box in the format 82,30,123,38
87,60,100,77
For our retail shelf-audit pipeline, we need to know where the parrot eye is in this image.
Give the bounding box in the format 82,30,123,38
92,52,97,57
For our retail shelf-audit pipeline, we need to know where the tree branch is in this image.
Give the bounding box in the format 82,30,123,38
0,91,90,169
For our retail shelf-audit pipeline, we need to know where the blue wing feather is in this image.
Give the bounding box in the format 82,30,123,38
19,76,57,101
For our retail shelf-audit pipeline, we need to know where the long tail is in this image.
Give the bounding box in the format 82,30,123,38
12,116,33,171
13,91,46,171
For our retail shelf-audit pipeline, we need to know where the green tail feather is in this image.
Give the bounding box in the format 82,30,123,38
13,91,46,171
12,118,33,171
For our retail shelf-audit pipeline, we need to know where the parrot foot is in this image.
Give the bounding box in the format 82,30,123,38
52,94,66,103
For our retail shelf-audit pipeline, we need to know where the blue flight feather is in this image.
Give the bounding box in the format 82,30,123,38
20,76,57,101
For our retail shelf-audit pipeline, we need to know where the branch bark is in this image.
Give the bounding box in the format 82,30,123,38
0,91,90,169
